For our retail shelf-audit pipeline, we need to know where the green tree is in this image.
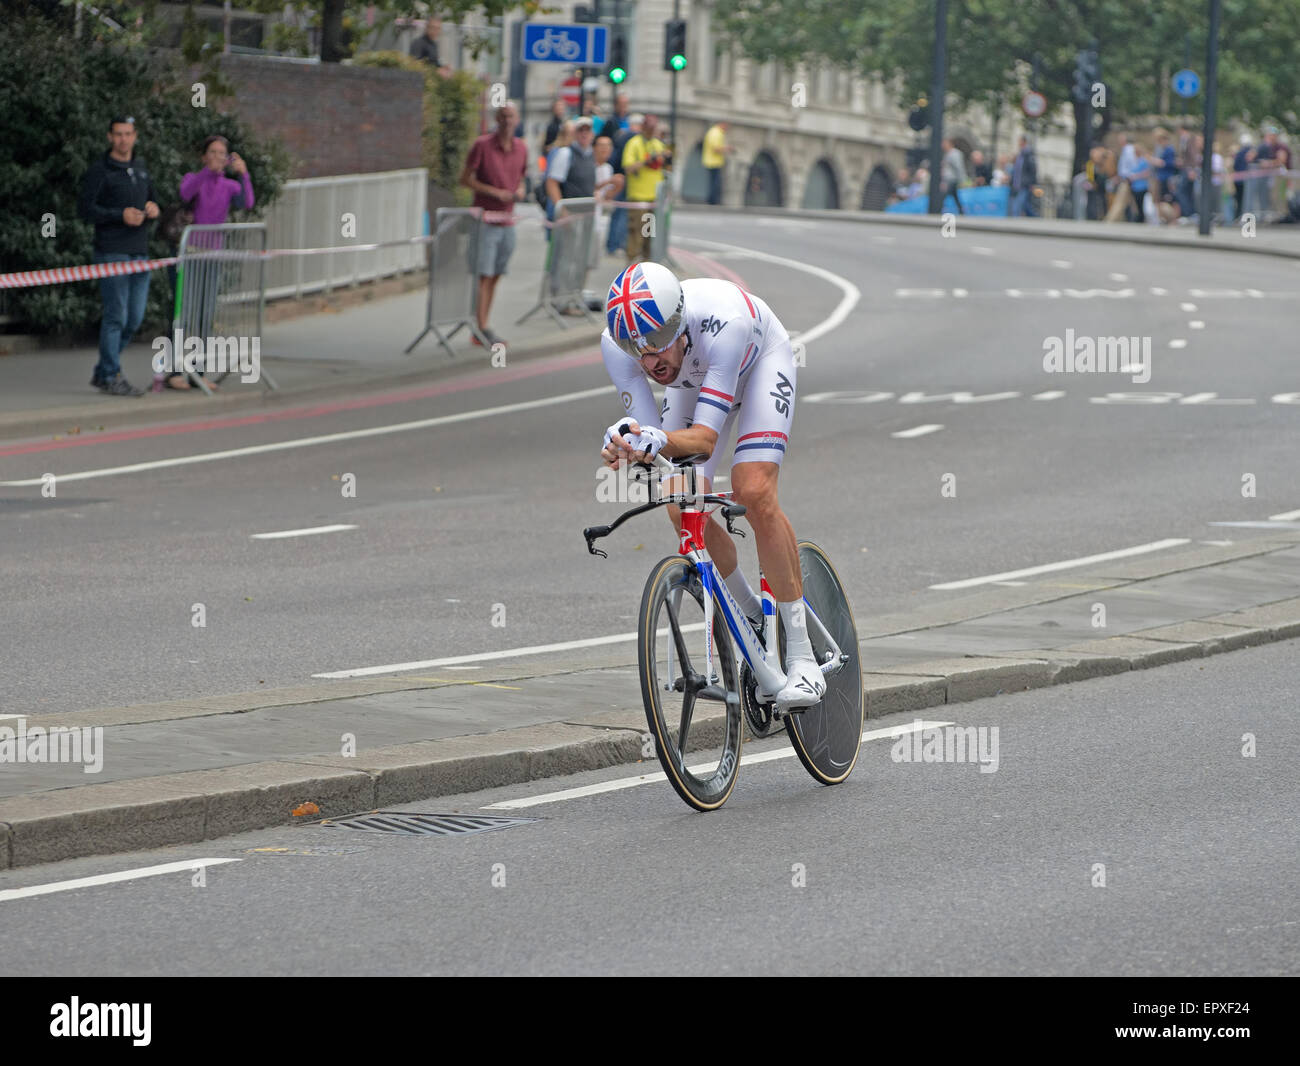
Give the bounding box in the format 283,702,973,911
713,0,1300,176
0,13,290,334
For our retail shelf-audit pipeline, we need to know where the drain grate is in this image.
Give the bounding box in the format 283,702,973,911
317,812,536,837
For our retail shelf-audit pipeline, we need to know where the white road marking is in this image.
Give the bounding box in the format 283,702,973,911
872,235,896,244
891,424,944,439
929,539,1190,591
1180,302,1198,312
1180,393,1254,405
895,288,947,297
483,721,954,809
1169,339,1188,349
1200,540,1234,546
1051,259,1072,268
952,287,969,298
1110,272,1129,281
251,524,357,540
1210,521,1300,530
0,859,241,903
991,580,1028,587
0,386,616,487
1150,287,1169,296
971,246,995,255
1268,508,1300,521
1032,391,1066,400
1189,320,1205,329
676,235,859,350
315,624,708,678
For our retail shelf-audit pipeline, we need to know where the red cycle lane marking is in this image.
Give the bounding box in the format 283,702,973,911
0,347,603,457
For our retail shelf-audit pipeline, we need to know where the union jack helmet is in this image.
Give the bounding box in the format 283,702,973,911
605,262,686,358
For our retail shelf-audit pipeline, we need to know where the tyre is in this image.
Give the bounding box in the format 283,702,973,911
638,555,744,811
784,541,865,785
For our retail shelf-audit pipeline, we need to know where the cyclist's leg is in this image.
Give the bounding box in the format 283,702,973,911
728,322,799,603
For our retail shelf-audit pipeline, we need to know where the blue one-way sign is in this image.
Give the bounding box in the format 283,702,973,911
1172,69,1200,98
523,24,608,65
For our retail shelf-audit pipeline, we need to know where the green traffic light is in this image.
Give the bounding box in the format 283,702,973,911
670,54,686,71
609,67,627,83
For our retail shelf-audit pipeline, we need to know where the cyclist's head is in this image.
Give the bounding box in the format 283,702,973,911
605,262,685,360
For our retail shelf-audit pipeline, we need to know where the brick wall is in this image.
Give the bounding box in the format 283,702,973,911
215,55,424,178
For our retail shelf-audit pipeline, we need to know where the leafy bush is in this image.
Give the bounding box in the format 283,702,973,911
353,51,481,208
0,15,291,335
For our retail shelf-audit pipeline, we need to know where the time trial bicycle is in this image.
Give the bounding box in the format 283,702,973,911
583,446,865,811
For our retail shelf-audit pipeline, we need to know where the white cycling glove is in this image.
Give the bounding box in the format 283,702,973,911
630,425,668,458
602,420,634,452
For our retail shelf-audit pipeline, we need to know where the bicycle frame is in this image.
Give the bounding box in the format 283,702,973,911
660,462,846,703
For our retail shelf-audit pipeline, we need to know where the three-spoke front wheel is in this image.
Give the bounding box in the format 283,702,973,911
638,556,744,811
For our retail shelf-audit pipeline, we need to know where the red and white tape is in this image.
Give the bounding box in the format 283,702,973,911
0,256,178,290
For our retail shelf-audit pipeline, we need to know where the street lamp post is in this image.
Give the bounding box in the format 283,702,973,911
927,0,948,215
1199,0,1221,237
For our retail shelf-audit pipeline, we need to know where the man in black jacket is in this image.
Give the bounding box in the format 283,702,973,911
78,116,159,396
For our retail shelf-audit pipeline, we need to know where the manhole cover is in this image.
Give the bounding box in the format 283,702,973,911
316,812,537,837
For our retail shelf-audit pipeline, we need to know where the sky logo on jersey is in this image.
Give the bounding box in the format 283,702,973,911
699,315,728,336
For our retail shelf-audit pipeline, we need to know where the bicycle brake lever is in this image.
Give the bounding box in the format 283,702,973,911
583,526,610,558
722,504,747,538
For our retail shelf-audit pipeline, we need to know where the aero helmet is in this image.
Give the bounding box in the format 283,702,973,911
605,262,686,358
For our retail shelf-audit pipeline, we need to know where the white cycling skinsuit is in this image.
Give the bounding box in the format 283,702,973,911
601,277,797,479
601,276,826,710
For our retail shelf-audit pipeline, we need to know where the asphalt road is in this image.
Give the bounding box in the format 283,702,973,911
1,641,1294,976
1,216,1297,714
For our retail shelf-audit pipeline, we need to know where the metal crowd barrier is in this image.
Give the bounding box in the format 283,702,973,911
517,197,600,328
405,207,491,357
652,183,679,268
172,222,276,394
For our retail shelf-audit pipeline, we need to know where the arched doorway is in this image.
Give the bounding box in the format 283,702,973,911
801,159,840,209
744,151,784,207
680,142,711,204
860,165,895,210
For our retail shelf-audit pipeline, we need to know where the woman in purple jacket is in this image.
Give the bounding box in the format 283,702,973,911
167,135,255,389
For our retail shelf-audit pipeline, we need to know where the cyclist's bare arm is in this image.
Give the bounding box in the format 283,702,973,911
662,425,718,460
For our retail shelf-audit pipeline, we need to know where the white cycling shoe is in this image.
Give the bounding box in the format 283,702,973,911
774,657,827,713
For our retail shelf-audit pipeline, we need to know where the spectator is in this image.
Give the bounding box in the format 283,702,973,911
547,116,596,313
1232,133,1253,221
1178,127,1201,219
606,113,642,257
1210,139,1227,221
410,16,452,78
541,98,568,157
622,114,668,263
540,119,575,237
701,120,735,205
909,167,929,199
970,149,993,186
604,92,632,136
890,167,911,205
591,132,622,262
940,137,966,214
1115,134,1142,222
1129,144,1155,224
459,101,528,348
164,134,254,390
78,115,158,397
1153,130,1178,211
1009,136,1037,217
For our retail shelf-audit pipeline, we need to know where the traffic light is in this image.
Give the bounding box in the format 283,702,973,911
608,33,627,84
663,19,686,72
1072,46,1099,103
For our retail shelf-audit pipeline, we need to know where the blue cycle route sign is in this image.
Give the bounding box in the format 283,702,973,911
1172,69,1200,98
522,24,608,65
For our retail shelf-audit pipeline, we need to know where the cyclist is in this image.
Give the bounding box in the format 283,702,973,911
599,262,826,710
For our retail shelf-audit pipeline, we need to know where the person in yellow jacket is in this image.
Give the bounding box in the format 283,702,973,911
622,114,668,263
702,120,734,205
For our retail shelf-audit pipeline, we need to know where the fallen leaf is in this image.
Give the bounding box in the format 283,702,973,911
292,801,321,817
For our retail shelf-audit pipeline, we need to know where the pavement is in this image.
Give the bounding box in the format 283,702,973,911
3,205,1300,871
